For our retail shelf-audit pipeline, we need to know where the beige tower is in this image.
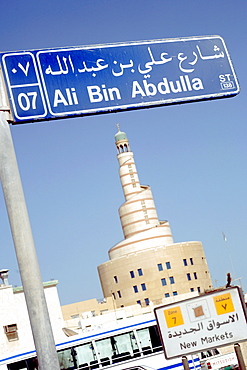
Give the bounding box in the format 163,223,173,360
97,128,212,308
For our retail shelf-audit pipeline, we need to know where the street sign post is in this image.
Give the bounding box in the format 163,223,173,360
0,35,240,124
0,112,61,370
154,287,247,359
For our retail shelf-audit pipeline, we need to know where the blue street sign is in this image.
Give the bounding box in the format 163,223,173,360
0,35,240,124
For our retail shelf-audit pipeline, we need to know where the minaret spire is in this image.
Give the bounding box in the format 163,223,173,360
114,128,139,200
114,127,163,241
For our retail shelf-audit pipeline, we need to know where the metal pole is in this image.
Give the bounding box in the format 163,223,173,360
182,356,191,370
234,343,246,370
0,112,60,370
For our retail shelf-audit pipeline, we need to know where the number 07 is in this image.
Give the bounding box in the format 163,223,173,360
17,92,38,111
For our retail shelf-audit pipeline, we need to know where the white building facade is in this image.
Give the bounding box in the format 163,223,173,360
0,270,66,368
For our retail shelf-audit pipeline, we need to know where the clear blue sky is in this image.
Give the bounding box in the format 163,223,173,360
0,1,246,305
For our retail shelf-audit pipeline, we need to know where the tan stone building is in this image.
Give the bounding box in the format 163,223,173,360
97,129,213,308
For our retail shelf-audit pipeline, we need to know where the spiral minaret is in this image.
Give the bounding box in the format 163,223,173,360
108,128,173,260
97,127,212,308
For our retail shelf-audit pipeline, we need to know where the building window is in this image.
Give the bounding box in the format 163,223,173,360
157,263,163,271
112,292,116,299
183,259,187,266
133,285,138,293
131,179,136,188
187,273,191,281
117,290,122,298
137,268,143,276
144,298,150,306
141,283,146,291
166,262,171,269
137,300,141,305
190,288,194,292
165,293,170,298
144,215,150,224
71,314,80,319
173,291,178,296
114,276,118,283
190,258,194,265
161,278,167,286
130,271,135,278
194,272,197,279
169,276,175,284
197,287,201,293
4,324,18,341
